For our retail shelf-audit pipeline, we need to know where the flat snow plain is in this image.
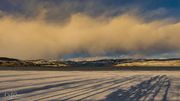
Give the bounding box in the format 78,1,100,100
0,70,179,101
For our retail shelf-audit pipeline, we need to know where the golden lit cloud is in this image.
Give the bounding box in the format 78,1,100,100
0,14,180,59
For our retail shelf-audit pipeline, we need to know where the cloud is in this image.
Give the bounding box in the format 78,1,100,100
2,0,179,22
0,13,180,59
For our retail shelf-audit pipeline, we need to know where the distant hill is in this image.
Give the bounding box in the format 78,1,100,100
0,57,19,61
0,57,180,69
0,57,66,67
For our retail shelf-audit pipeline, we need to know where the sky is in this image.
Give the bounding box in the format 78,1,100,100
0,0,180,59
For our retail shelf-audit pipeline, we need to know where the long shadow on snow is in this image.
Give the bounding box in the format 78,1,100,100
0,75,77,83
12,77,116,100
104,75,171,101
53,75,144,101
0,77,102,97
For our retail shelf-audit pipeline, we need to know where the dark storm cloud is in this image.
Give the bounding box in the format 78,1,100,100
1,0,180,21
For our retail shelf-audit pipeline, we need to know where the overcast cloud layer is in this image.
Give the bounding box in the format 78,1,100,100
0,0,180,59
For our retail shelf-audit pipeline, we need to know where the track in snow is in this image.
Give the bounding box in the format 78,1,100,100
0,70,179,101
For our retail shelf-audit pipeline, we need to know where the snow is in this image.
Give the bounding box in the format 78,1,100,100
0,70,179,101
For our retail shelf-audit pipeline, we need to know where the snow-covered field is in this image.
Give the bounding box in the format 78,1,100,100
0,70,179,101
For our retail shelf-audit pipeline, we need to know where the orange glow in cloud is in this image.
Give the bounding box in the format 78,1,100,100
0,14,180,59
